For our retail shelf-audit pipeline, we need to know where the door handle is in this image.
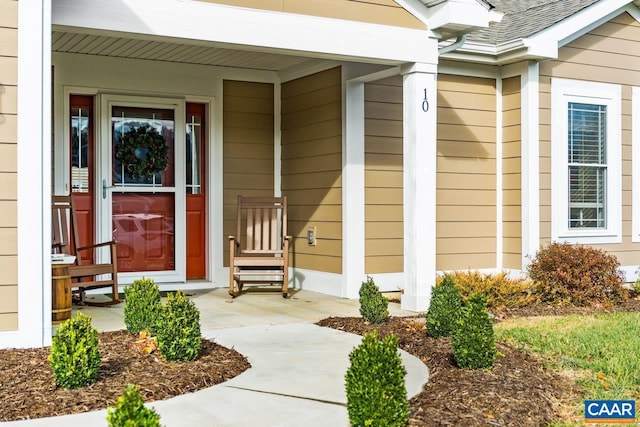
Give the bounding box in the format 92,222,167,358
102,179,108,199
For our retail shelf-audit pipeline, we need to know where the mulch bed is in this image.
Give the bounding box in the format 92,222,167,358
317,315,581,426
0,330,250,422
318,298,640,426
2,299,639,424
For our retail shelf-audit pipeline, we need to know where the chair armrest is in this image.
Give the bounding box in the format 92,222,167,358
76,240,116,252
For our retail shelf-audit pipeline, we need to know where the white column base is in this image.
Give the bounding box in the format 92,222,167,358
401,293,430,312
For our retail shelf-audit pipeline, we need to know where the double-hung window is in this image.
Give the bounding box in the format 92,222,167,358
551,78,621,244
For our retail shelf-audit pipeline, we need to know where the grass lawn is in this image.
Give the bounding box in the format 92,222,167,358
495,312,640,411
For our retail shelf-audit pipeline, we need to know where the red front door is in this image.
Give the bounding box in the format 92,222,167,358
110,106,176,273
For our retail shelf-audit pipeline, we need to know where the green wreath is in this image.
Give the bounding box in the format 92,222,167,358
115,125,169,179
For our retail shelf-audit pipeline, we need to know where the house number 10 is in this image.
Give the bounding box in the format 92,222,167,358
422,88,429,112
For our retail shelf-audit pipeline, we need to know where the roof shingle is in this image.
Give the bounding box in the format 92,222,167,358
467,0,602,44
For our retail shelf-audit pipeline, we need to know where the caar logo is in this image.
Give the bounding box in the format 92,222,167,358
585,400,636,424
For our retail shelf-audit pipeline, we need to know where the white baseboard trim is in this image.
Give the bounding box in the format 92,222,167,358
291,268,343,297
363,272,405,293
620,265,639,283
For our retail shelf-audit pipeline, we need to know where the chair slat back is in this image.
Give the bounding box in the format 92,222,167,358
52,195,79,259
236,196,287,255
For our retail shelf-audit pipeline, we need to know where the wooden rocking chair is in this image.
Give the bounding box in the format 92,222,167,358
228,196,292,298
52,195,121,306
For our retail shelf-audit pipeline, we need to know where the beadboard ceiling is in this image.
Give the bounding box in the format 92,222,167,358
52,30,315,71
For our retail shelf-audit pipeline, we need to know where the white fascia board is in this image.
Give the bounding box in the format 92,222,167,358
52,0,438,65
525,0,635,51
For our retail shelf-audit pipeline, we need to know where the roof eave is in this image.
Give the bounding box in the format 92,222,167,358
396,0,503,38
439,39,557,64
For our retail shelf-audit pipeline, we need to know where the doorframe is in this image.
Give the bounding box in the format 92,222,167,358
99,93,187,284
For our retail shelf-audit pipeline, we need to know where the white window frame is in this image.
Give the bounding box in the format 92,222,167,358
551,78,621,244
632,87,640,242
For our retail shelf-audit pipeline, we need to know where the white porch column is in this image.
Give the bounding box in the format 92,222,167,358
401,63,437,312
13,0,52,348
342,79,366,298
521,61,540,270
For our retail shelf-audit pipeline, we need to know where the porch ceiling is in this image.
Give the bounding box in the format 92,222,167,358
52,30,320,72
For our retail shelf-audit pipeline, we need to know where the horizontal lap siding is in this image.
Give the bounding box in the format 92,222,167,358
540,12,640,265
365,76,403,273
197,0,425,29
281,67,342,274
0,0,18,331
502,76,522,269
223,81,275,266
437,74,496,270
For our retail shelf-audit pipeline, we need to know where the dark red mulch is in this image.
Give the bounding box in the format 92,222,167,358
316,315,582,426
0,330,250,422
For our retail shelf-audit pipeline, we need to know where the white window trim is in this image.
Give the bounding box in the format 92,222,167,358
551,78,622,244
632,87,640,242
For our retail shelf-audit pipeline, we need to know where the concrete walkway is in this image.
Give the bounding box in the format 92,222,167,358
3,289,429,427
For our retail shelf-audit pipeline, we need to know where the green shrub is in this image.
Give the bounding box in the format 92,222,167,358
358,276,389,324
527,242,627,306
440,270,539,311
124,277,162,334
107,384,161,427
156,291,201,361
426,275,462,338
345,331,409,427
451,294,496,369
48,312,101,389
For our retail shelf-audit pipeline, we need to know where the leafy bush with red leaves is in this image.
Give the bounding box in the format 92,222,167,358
527,242,628,306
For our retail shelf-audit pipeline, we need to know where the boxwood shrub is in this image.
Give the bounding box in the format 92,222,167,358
156,291,202,362
48,312,101,389
124,277,162,334
359,276,389,324
426,275,462,338
345,331,409,427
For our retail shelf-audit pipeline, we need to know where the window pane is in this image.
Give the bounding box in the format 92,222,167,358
569,166,606,228
112,107,175,187
71,108,90,192
186,115,202,195
568,103,606,165
567,102,607,229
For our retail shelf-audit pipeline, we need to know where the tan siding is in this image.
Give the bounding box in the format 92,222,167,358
0,0,18,328
437,74,497,270
223,80,275,266
197,0,425,29
281,67,342,274
502,76,522,269
539,12,640,260
0,313,17,332
364,76,403,274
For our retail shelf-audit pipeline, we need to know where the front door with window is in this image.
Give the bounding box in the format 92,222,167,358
68,95,208,283
109,105,177,273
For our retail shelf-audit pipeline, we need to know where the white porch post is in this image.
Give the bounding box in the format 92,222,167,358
521,61,540,269
342,79,366,298
401,63,437,312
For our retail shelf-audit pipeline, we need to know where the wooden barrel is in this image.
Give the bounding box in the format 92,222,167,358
52,264,72,324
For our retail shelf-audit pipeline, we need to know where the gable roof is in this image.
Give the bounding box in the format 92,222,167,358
468,0,602,44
